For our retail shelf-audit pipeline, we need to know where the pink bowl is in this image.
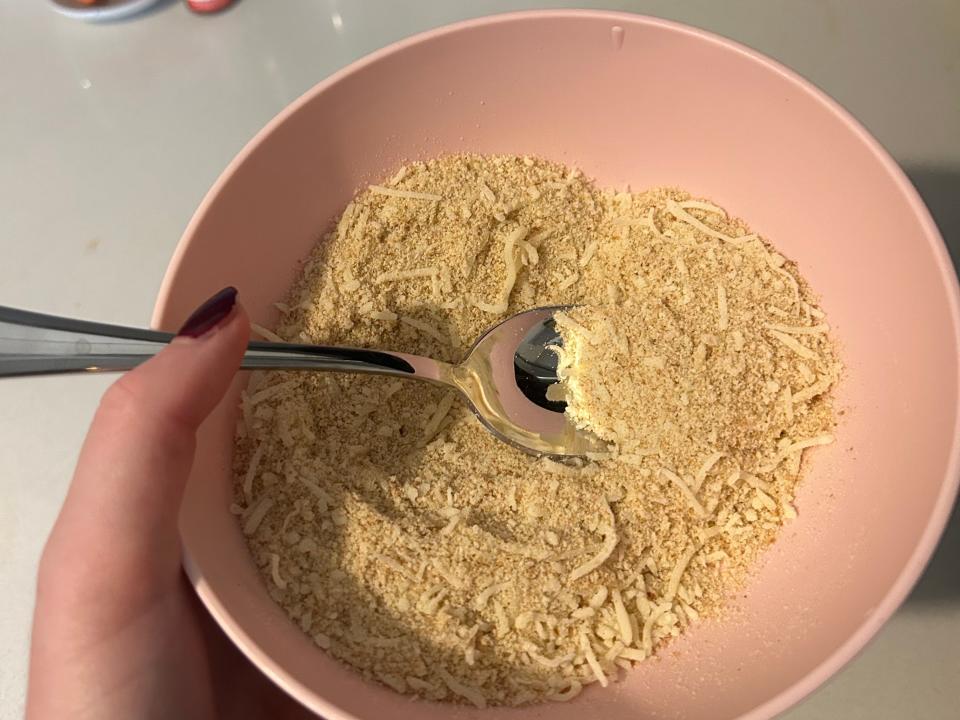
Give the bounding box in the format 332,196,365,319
152,11,960,720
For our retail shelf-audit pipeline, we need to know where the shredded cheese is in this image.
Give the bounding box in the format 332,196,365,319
369,309,398,322
478,180,496,205
767,328,818,360
518,239,539,266
604,641,626,663
406,676,434,693
515,610,551,630
416,585,448,615
243,497,273,536
387,166,408,186
640,603,670,657
693,451,724,493
492,599,510,637
679,199,726,216
242,443,265,503
740,472,774,493
792,375,833,404
579,240,599,268
553,311,596,344
589,586,609,608
399,315,447,344
664,527,722,604
664,546,698,604
368,184,442,201
557,273,579,291
269,552,287,589
250,322,285,343
298,477,330,512
619,646,647,662
375,267,438,284
766,322,830,335
437,668,487,709
659,467,707,517
569,502,619,581
422,392,456,442
473,581,511,610
547,679,583,702
758,246,801,306
579,632,608,687
249,380,298,407
523,641,575,668
759,434,834,471
782,385,795,423
612,589,633,645
376,553,413,579
805,302,826,319
470,226,529,314
438,513,460,537
665,199,748,245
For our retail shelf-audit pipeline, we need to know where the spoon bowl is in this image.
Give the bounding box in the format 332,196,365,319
452,306,605,456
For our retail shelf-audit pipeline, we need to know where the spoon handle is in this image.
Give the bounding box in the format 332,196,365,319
0,306,440,381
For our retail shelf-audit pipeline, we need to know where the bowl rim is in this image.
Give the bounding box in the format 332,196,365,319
154,9,960,720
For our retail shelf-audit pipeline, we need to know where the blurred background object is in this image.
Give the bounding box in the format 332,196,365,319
185,0,234,14
49,0,167,22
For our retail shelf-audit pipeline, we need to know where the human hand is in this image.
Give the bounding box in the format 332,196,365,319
27,288,312,720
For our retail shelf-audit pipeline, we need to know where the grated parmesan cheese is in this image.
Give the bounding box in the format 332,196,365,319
767,328,818,360
717,283,729,331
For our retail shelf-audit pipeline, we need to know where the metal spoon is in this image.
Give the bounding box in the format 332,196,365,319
0,305,604,456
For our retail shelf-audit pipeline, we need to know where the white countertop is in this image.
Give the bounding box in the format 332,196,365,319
1,1,958,717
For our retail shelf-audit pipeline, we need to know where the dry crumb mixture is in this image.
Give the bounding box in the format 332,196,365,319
231,155,839,707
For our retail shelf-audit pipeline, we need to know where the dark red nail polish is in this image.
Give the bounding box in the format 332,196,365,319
177,286,237,337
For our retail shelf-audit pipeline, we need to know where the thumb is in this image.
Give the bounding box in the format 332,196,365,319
46,287,250,585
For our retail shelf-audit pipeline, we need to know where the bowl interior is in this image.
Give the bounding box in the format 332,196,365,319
154,12,960,720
